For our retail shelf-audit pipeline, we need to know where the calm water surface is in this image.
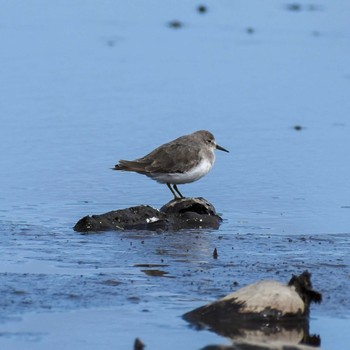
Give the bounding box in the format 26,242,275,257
0,1,349,349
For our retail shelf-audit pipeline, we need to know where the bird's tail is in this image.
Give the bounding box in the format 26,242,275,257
111,160,146,172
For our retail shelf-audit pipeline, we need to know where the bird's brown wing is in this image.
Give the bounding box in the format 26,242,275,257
115,139,201,174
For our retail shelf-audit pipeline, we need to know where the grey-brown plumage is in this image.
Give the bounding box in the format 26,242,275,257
113,130,228,199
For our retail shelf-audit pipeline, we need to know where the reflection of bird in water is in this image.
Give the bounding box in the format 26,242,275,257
184,271,322,349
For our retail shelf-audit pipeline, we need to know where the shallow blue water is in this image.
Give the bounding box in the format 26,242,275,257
1,1,350,349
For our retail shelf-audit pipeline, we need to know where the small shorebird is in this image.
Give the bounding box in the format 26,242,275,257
112,130,229,199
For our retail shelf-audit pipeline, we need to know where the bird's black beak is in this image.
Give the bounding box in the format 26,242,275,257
216,144,229,153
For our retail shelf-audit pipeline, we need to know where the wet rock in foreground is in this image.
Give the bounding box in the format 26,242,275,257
183,271,322,348
74,197,222,233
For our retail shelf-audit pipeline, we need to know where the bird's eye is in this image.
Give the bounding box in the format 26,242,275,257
207,139,212,143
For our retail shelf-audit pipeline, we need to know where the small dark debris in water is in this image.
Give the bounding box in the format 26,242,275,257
307,4,323,11
168,20,183,29
134,337,145,350
293,125,303,131
141,269,169,277
213,248,218,259
67,294,80,299
232,281,239,287
127,296,140,303
102,279,122,286
246,27,255,34
13,290,27,295
134,263,169,268
332,122,346,126
285,3,322,12
107,39,115,47
197,5,207,14
285,3,302,11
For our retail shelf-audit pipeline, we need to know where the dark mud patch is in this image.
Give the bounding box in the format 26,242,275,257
141,269,173,277
134,264,169,268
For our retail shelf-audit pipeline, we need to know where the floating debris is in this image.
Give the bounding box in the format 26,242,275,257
134,264,169,268
168,20,183,29
286,3,302,11
285,3,323,12
102,279,122,286
197,5,208,14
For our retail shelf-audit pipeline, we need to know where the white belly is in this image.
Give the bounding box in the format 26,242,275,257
149,158,213,185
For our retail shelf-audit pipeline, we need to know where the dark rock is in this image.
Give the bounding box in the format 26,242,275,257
74,197,222,233
160,197,216,215
134,338,145,350
74,205,165,232
183,271,321,344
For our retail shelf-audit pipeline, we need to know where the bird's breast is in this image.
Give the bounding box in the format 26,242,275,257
150,157,214,185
